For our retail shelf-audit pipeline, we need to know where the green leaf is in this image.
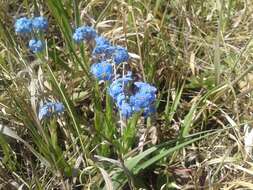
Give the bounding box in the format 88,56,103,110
181,96,199,137
110,128,229,189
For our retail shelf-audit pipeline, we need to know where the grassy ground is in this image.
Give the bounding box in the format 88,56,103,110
1,0,253,189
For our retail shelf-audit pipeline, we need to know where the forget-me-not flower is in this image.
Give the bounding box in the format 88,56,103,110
14,17,32,34
32,16,48,31
129,82,157,116
38,102,65,120
109,73,157,118
119,102,133,119
90,61,113,81
73,26,97,43
108,72,132,100
134,82,157,94
29,39,44,53
113,46,129,64
129,92,155,112
95,36,110,47
93,43,129,64
93,44,115,59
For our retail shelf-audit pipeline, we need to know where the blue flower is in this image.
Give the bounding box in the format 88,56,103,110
73,26,97,43
113,46,129,64
134,82,157,94
54,102,65,113
116,93,133,118
38,102,65,120
38,103,52,120
116,93,127,107
14,17,32,34
108,72,132,100
109,72,156,118
93,44,115,59
130,92,155,111
109,81,124,100
90,61,113,81
32,16,48,31
29,39,44,53
93,44,129,64
108,72,135,118
109,73,157,118
143,104,156,117
129,82,156,115
95,36,110,47
73,27,86,43
93,36,115,60
119,102,133,119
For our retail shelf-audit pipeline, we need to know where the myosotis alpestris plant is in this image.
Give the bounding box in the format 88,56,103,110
72,25,157,120
12,15,157,188
15,16,48,53
14,16,65,120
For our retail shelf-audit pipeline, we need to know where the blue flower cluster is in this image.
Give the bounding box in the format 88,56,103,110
129,82,157,116
14,16,48,53
92,37,129,64
29,39,44,53
72,26,129,81
73,26,97,43
38,101,65,120
73,25,156,119
109,73,157,118
14,17,32,33
92,36,129,67
32,16,48,31
90,61,113,81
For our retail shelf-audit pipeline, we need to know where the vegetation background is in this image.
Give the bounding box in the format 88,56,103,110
1,0,253,189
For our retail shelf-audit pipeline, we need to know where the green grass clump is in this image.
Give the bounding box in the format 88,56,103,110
1,0,253,189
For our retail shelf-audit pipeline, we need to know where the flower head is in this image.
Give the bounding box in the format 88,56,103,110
54,102,65,113
116,93,127,107
108,72,132,100
130,92,155,111
95,36,110,47
111,79,156,118
29,39,44,53
93,44,129,64
14,17,32,34
109,81,124,100
130,82,156,110
134,82,157,94
108,72,137,119
32,16,48,31
129,82,156,115
93,36,114,60
119,102,133,119
90,61,113,81
113,46,129,64
73,26,97,43
93,44,115,59
38,102,65,120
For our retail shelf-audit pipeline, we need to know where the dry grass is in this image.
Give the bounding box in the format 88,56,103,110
1,0,253,189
